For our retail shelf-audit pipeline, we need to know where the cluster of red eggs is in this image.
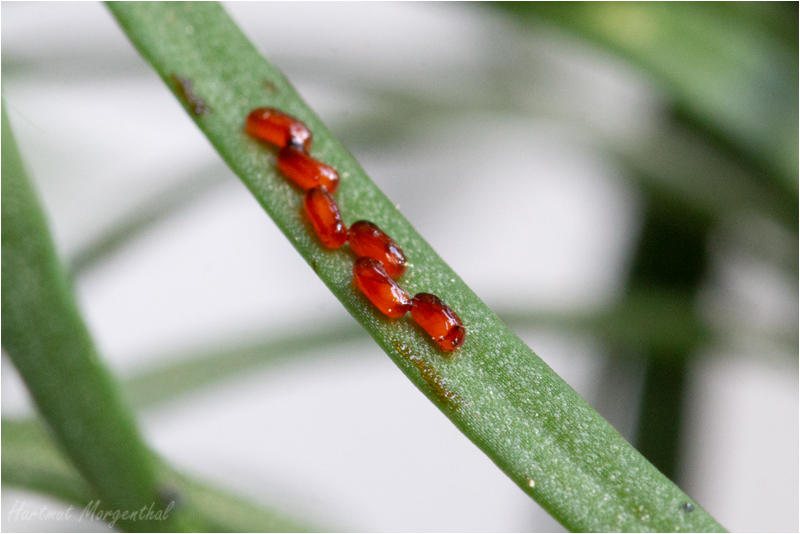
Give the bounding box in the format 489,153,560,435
245,108,466,352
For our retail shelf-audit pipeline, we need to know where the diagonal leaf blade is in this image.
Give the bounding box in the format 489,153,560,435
107,3,725,531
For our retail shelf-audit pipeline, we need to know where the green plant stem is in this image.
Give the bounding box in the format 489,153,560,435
1,104,178,532
106,3,725,531
2,103,313,533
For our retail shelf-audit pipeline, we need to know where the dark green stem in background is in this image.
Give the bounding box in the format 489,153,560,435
627,197,711,482
107,3,724,531
635,356,689,481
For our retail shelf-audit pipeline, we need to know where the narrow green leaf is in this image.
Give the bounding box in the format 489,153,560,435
2,419,314,533
107,3,725,531
1,104,174,532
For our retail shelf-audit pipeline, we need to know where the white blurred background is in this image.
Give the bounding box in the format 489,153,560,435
2,3,797,532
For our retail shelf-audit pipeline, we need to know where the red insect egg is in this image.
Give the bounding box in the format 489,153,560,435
353,257,412,318
245,107,312,151
410,293,466,352
348,220,407,279
304,186,348,249
278,145,340,193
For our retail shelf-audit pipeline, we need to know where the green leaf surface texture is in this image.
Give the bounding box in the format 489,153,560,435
107,3,725,531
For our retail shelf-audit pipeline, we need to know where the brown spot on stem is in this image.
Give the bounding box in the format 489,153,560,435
394,341,460,409
263,79,278,93
171,74,211,116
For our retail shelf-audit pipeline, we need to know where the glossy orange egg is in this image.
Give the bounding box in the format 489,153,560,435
304,186,347,249
348,220,407,279
410,293,465,351
245,107,312,151
278,145,340,192
353,257,411,318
